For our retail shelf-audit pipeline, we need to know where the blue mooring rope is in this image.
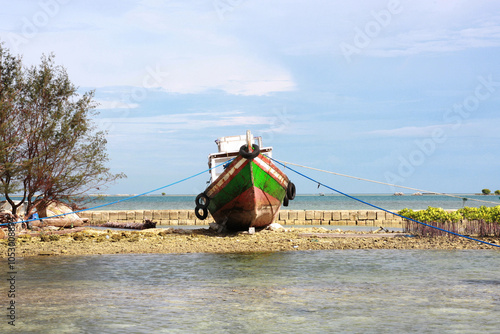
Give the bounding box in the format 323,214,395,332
0,159,233,227
271,158,500,249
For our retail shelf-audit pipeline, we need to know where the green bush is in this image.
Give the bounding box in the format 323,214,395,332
482,189,491,195
399,206,500,223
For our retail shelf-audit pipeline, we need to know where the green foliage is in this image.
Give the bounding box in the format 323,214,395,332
399,206,500,223
399,207,462,223
482,188,491,195
495,190,500,195
0,42,125,217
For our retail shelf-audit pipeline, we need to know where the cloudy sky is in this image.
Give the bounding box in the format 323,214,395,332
2,0,500,195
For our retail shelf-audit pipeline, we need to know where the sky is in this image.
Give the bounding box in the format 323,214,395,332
1,0,500,195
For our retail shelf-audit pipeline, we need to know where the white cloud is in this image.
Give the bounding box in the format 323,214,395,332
366,119,500,138
99,111,275,134
366,124,458,138
5,0,296,96
367,23,500,58
95,100,140,110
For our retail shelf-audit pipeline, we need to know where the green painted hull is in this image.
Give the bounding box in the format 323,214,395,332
205,154,289,230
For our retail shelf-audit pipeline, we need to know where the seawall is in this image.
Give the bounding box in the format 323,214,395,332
80,210,406,228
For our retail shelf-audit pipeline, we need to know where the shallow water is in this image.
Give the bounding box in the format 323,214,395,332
5,250,500,333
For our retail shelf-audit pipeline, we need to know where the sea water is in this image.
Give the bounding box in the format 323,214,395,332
3,194,499,212
82,194,500,211
5,250,500,333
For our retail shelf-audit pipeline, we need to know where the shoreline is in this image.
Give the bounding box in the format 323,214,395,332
2,227,499,258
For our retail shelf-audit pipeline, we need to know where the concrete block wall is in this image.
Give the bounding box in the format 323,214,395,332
80,209,405,227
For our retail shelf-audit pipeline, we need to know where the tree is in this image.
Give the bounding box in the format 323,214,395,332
495,190,500,195
0,43,125,218
481,189,491,195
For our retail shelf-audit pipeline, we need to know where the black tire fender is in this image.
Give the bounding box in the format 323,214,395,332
195,205,208,220
239,144,260,160
283,195,289,207
195,192,210,208
287,182,296,200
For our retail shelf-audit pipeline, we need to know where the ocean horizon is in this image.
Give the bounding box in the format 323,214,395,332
4,193,499,212
79,193,500,211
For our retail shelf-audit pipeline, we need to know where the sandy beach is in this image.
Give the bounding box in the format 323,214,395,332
2,226,499,258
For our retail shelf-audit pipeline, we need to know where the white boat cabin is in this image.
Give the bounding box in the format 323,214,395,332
208,133,272,183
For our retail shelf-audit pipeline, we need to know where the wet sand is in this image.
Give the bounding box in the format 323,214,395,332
2,227,499,257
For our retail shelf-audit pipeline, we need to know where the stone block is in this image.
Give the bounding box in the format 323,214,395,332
169,211,179,220
279,211,289,221
331,211,340,221
376,211,386,221
100,211,109,222
139,210,148,221
367,211,377,220
143,210,153,220
127,211,136,221
178,210,188,219
80,211,92,219
92,212,103,222
161,210,170,220
153,210,162,220
297,211,306,221
358,211,367,220
322,211,332,221
305,210,315,220
288,210,298,220
109,211,119,221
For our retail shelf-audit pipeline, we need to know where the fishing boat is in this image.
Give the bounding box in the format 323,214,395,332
194,131,295,231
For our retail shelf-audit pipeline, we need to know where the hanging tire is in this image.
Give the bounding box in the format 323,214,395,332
195,192,210,208
283,195,289,207
239,144,260,160
195,205,208,220
287,182,296,200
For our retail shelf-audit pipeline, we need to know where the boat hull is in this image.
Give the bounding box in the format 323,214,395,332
205,154,289,231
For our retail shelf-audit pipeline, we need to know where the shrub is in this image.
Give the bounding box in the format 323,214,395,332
482,189,491,195
400,206,500,223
